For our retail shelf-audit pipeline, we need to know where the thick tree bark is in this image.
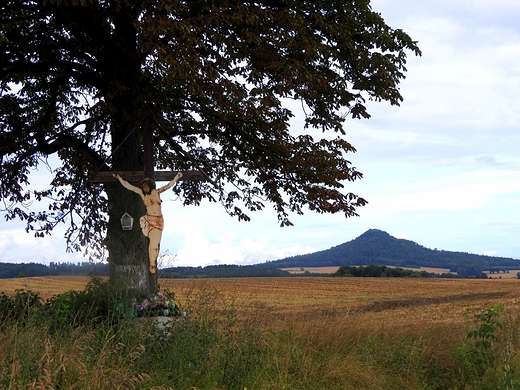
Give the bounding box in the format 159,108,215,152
101,7,158,296
105,180,151,295
105,112,158,295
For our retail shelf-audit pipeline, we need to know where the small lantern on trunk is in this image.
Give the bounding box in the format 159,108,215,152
120,212,134,230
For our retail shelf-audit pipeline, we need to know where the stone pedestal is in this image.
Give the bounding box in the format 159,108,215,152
135,315,186,337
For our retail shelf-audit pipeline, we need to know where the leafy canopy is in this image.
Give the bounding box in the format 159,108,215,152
0,0,420,256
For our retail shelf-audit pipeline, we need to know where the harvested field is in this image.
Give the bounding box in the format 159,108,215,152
2,276,520,389
484,269,520,279
2,276,519,332
0,276,92,300
160,277,520,325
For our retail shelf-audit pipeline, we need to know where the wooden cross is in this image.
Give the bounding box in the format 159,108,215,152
90,170,207,183
90,117,207,294
90,117,207,183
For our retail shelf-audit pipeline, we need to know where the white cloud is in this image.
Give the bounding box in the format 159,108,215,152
171,225,317,267
392,232,408,240
366,168,520,214
483,250,499,257
0,226,85,265
174,226,265,266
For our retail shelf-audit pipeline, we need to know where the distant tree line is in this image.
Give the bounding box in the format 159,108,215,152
0,262,109,279
160,264,291,278
47,262,110,276
334,265,430,278
0,262,291,279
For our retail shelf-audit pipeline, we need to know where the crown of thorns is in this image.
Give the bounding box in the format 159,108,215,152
139,177,156,189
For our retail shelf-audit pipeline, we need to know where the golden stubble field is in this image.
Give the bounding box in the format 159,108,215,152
3,276,520,335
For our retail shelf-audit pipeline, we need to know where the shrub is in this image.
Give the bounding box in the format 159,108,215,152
453,303,520,388
0,289,43,326
43,276,132,331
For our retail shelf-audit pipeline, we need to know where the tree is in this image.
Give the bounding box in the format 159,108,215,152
1,0,420,294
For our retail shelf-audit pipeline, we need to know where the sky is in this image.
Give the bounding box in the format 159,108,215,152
1,0,520,267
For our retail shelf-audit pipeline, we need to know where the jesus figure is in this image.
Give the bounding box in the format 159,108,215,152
113,172,183,273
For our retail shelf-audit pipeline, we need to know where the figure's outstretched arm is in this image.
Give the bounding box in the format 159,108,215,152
112,173,141,194
157,172,183,193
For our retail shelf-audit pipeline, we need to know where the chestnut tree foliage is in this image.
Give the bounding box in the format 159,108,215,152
0,0,420,262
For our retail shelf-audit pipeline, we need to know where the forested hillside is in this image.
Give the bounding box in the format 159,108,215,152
258,229,520,277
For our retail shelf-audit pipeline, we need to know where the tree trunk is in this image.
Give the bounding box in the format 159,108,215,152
105,111,154,296
105,180,151,296
103,6,157,296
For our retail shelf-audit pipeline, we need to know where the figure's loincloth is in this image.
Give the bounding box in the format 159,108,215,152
139,214,164,237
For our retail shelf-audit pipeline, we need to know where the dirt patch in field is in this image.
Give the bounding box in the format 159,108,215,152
359,291,510,313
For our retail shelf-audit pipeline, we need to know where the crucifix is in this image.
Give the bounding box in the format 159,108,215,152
91,116,207,294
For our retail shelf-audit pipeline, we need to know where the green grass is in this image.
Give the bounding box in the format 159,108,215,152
2,279,520,389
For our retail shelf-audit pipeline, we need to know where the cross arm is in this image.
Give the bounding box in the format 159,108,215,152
90,170,207,183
